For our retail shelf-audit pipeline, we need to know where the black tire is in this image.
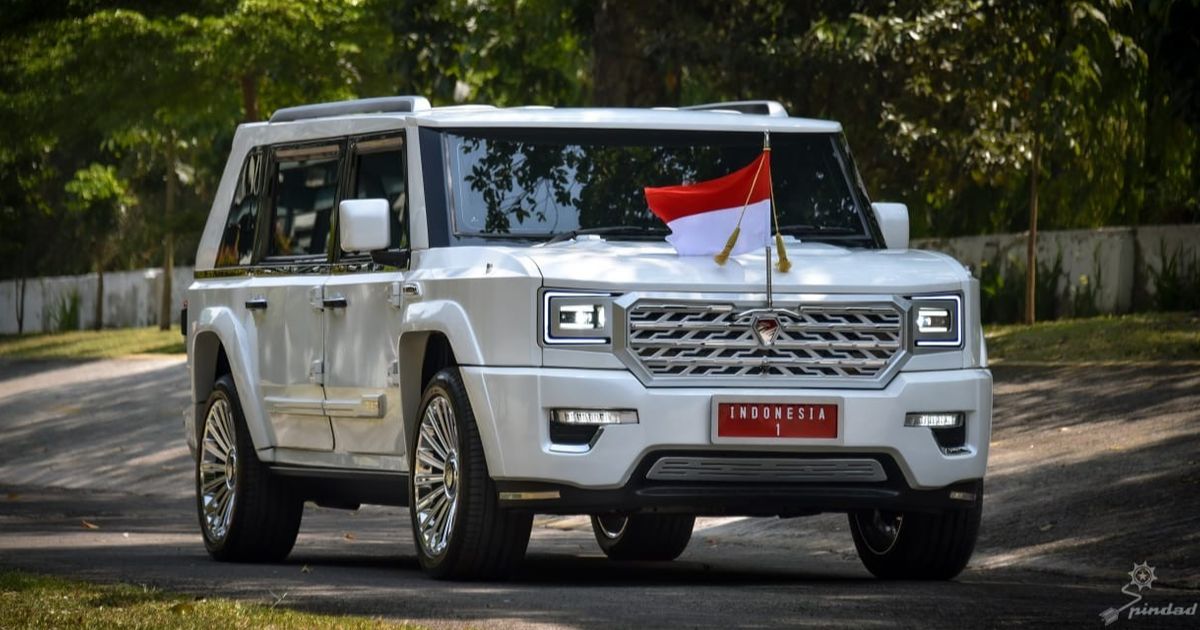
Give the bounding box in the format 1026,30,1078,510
196,374,303,562
408,368,533,580
590,514,695,561
848,483,982,580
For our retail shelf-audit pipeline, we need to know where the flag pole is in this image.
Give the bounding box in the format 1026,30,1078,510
766,132,791,273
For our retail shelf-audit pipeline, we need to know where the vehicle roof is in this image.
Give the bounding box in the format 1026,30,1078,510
260,106,843,134
410,106,842,133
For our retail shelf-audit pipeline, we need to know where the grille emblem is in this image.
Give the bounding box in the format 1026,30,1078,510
752,316,781,346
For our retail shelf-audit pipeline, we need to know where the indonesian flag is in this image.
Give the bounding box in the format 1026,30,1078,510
644,151,772,257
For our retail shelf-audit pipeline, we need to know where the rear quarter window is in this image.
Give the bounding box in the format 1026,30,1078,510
216,150,262,267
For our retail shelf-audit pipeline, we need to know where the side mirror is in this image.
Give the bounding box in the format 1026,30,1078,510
871,202,909,250
339,198,390,253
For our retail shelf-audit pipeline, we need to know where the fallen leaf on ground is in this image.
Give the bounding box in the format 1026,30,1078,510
81,519,100,530
6,493,18,501
1038,522,1055,532
300,565,312,573
343,532,357,541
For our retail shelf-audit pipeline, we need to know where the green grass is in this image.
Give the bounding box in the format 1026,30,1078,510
0,570,420,630
985,311,1200,364
0,327,184,359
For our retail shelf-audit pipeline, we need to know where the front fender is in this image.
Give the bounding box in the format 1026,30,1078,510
401,300,486,365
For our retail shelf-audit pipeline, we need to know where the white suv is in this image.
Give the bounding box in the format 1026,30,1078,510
184,96,991,580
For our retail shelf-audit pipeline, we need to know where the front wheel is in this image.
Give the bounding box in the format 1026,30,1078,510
590,514,695,561
408,368,533,580
848,483,982,580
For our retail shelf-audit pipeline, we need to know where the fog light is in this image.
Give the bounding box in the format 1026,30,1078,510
905,412,964,428
552,409,638,425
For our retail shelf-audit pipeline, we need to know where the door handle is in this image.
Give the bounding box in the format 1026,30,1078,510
245,297,269,310
322,296,349,309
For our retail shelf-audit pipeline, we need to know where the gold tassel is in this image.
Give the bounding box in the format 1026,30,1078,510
775,233,791,273
714,227,741,266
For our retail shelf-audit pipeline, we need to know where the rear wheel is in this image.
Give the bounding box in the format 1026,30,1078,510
848,484,982,580
409,368,533,580
590,514,695,561
197,374,303,562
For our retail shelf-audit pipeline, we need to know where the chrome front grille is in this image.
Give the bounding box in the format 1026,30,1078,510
646,457,887,483
619,298,905,387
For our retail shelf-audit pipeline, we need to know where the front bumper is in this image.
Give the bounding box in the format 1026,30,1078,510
460,366,991,509
493,454,983,515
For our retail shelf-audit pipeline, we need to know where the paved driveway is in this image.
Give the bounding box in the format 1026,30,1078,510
1,357,1197,628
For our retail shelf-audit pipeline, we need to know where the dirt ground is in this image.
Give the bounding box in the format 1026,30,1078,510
0,357,1197,628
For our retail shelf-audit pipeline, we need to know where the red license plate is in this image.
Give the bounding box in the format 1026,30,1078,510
716,402,838,439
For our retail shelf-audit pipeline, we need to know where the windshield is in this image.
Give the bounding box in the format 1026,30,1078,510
442,128,879,246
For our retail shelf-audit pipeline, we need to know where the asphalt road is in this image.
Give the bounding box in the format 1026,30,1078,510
1,357,1198,629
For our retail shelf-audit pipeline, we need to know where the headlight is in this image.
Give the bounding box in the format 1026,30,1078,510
912,294,962,348
542,291,614,345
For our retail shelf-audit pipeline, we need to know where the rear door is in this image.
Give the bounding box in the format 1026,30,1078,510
251,141,344,452
323,132,411,456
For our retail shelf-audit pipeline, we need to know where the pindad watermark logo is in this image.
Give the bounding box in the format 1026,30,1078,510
1099,561,1197,626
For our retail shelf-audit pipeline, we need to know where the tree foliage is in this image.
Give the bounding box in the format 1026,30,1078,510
1,0,1197,280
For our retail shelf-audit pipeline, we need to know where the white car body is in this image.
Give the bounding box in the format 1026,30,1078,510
185,98,990,572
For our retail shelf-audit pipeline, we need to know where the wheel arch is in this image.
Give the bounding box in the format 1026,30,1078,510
189,307,275,457
397,328,506,477
398,330,458,457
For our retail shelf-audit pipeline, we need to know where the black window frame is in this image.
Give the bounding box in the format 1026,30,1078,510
333,131,411,267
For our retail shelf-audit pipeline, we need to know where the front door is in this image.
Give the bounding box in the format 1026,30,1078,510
323,133,410,457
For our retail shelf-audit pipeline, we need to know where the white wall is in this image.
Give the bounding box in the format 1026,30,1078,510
0,266,194,334
914,224,1200,315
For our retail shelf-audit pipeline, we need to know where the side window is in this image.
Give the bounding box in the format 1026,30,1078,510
267,144,342,258
217,150,261,267
350,136,408,251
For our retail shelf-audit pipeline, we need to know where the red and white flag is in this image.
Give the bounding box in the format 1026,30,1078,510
644,151,772,257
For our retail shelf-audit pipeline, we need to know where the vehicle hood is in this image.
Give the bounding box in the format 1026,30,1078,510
515,239,969,294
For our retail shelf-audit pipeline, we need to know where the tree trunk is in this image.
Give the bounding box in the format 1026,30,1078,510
94,269,104,331
1025,135,1040,325
591,1,675,107
15,276,25,334
240,73,260,122
159,143,177,331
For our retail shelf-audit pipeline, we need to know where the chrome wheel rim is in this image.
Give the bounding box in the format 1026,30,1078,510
199,398,237,542
596,515,628,540
414,394,460,558
857,510,903,555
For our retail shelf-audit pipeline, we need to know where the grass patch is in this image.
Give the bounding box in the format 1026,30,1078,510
0,327,184,359
0,570,420,629
985,311,1200,364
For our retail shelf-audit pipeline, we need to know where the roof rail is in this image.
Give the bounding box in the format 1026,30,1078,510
681,100,789,117
269,96,432,123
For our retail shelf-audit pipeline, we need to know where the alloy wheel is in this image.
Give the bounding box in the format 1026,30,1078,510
413,394,461,557
856,510,904,555
199,398,238,542
594,515,629,540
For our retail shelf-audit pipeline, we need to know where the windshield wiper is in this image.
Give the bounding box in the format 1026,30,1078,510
544,225,669,245
775,224,864,237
